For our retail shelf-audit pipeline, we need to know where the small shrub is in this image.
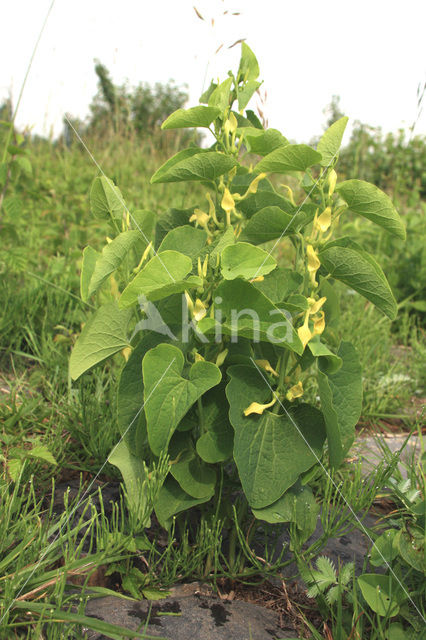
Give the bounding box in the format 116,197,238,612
70,44,405,543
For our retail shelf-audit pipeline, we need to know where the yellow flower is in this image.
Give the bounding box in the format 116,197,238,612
221,188,235,215
286,381,304,401
215,349,228,367
297,312,313,349
184,291,194,314
141,241,153,264
255,359,279,377
244,397,276,416
328,169,337,197
306,244,321,286
205,192,219,225
202,255,208,277
315,207,332,233
313,311,325,335
246,172,267,195
190,208,210,229
280,184,296,206
197,256,208,279
307,296,327,315
193,298,207,321
228,166,237,181
298,322,312,349
224,112,238,136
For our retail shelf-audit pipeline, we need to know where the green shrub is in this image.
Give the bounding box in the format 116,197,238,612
70,44,405,542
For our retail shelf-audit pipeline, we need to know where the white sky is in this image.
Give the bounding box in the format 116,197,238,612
1,0,425,143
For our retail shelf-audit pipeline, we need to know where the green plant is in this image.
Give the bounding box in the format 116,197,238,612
69,45,405,547
323,95,426,200
298,433,425,639
0,473,164,639
357,438,425,635
0,116,33,226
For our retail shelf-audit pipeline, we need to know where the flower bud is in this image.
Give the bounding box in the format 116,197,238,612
247,172,267,195
190,208,210,229
215,348,228,367
255,359,279,377
313,311,325,335
221,188,235,215
307,296,327,315
184,291,194,315
307,244,321,286
316,207,332,233
193,298,207,321
206,192,219,225
286,381,304,402
202,255,208,278
244,397,276,416
280,184,296,206
328,169,337,197
297,312,312,349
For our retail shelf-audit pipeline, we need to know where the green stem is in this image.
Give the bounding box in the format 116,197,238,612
278,351,290,392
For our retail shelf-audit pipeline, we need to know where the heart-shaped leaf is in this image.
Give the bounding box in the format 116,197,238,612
226,364,325,508
252,481,319,542
318,237,397,319
208,77,233,112
197,279,303,354
158,225,207,260
336,179,406,240
108,440,147,513
238,190,295,218
237,80,262,111
358,574,406,617
117,333,168,456
238,42,259,82
242,128,288,156
221,242,277,280
196,385,234,463
70,302,131,380
143,344,221,455
83,230,140,301
252,268,303,303
161,105,221,129
317,117,348,166
241,207,294,244
151,150,238,184
80,245,99,302
308,337,342,375
90,176,125,221
169,432,216,499
154,476,211,529
255,144,322,174
119,250,201,307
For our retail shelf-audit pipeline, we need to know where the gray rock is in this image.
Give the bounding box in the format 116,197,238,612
352,434,420,479
274,511,380,584
84,584,296,639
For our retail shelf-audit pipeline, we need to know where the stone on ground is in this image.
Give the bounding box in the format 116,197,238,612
84,583,297,639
